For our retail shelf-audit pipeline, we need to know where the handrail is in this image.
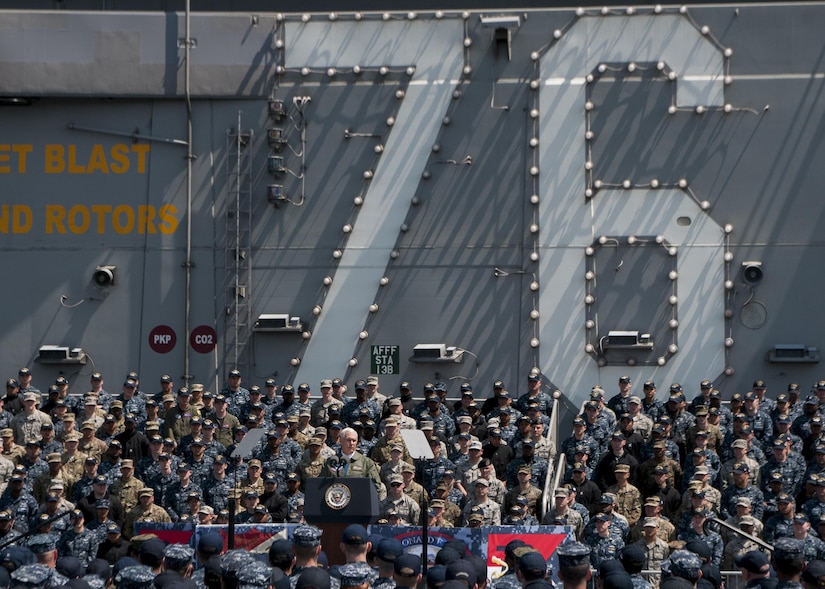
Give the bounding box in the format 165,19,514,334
543,452,568,518
541,392,563,519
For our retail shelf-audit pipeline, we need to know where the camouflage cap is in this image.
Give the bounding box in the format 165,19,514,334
27,535,57,554
220,550,256,580
115,565,156,589
556,541,590,568
292,524,323,547
163,543,194,570
667,550,703,580
237,561,273,589
339,563,374,587
10,564,53,589
773,537,805,562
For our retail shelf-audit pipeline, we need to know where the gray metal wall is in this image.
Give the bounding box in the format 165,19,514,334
1,4,824,405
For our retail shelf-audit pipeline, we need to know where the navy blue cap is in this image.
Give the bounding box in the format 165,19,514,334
341,524,368,545
446,560,476,588
197,532,224,556
295,568,331,589
394,553,421,577
517,551,547,577
376,539,404,562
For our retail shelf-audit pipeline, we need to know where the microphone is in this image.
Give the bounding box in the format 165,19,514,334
326,456,342,476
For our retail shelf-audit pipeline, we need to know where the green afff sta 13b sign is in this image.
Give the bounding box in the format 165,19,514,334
370,345,399,375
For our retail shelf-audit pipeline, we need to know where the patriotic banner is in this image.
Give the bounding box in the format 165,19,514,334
135,521,573,580
369,525,573,581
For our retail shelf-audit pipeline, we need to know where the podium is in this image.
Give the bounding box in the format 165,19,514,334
304,477,379,565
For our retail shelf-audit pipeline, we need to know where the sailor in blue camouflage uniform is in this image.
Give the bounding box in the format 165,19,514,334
342,381,381,426
589,389,616,435
556,541,591,585
146,454,178,505
677,508,723,565
775,415,804,455
370,539,401,589
21,441,50,493
202,455,233,512
506,440,549,488
640,382,665,424
419,397,456,441
722,462,765,519
742,391,774,445
357,421,379,456
0,473,38,532
272,419,305,463
582,402,610,461
259,378,280,414
516,373,553,415
561,445,595,483
57,509,100,568
803,480,825,525
790,513,825,561
417,438,456,497
200,420,226,459
664,388,696,452
186,438,215,488
37,424,62,456
561,417,600,466
27,536,69,588
792,396,820,438
584,494,629,542
121,379,148,424
256,433,297,487
115,565,156,589
237,560,274,589
338,563,376,589
608,376,634,417
765,437,806,498
284,472,305,512
137,436,164,481
785,385,804,422
10,564,57,589
639,426,680,462
619,544,653,589
772,537,806,589
438,471,465,508
292,384,314,418
272,385,302,420
289,524,341,589
665,550,703,586
163,462,203,521
590,513,625,568
221,369,250,416
683,447,720,490
764,493,796,544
